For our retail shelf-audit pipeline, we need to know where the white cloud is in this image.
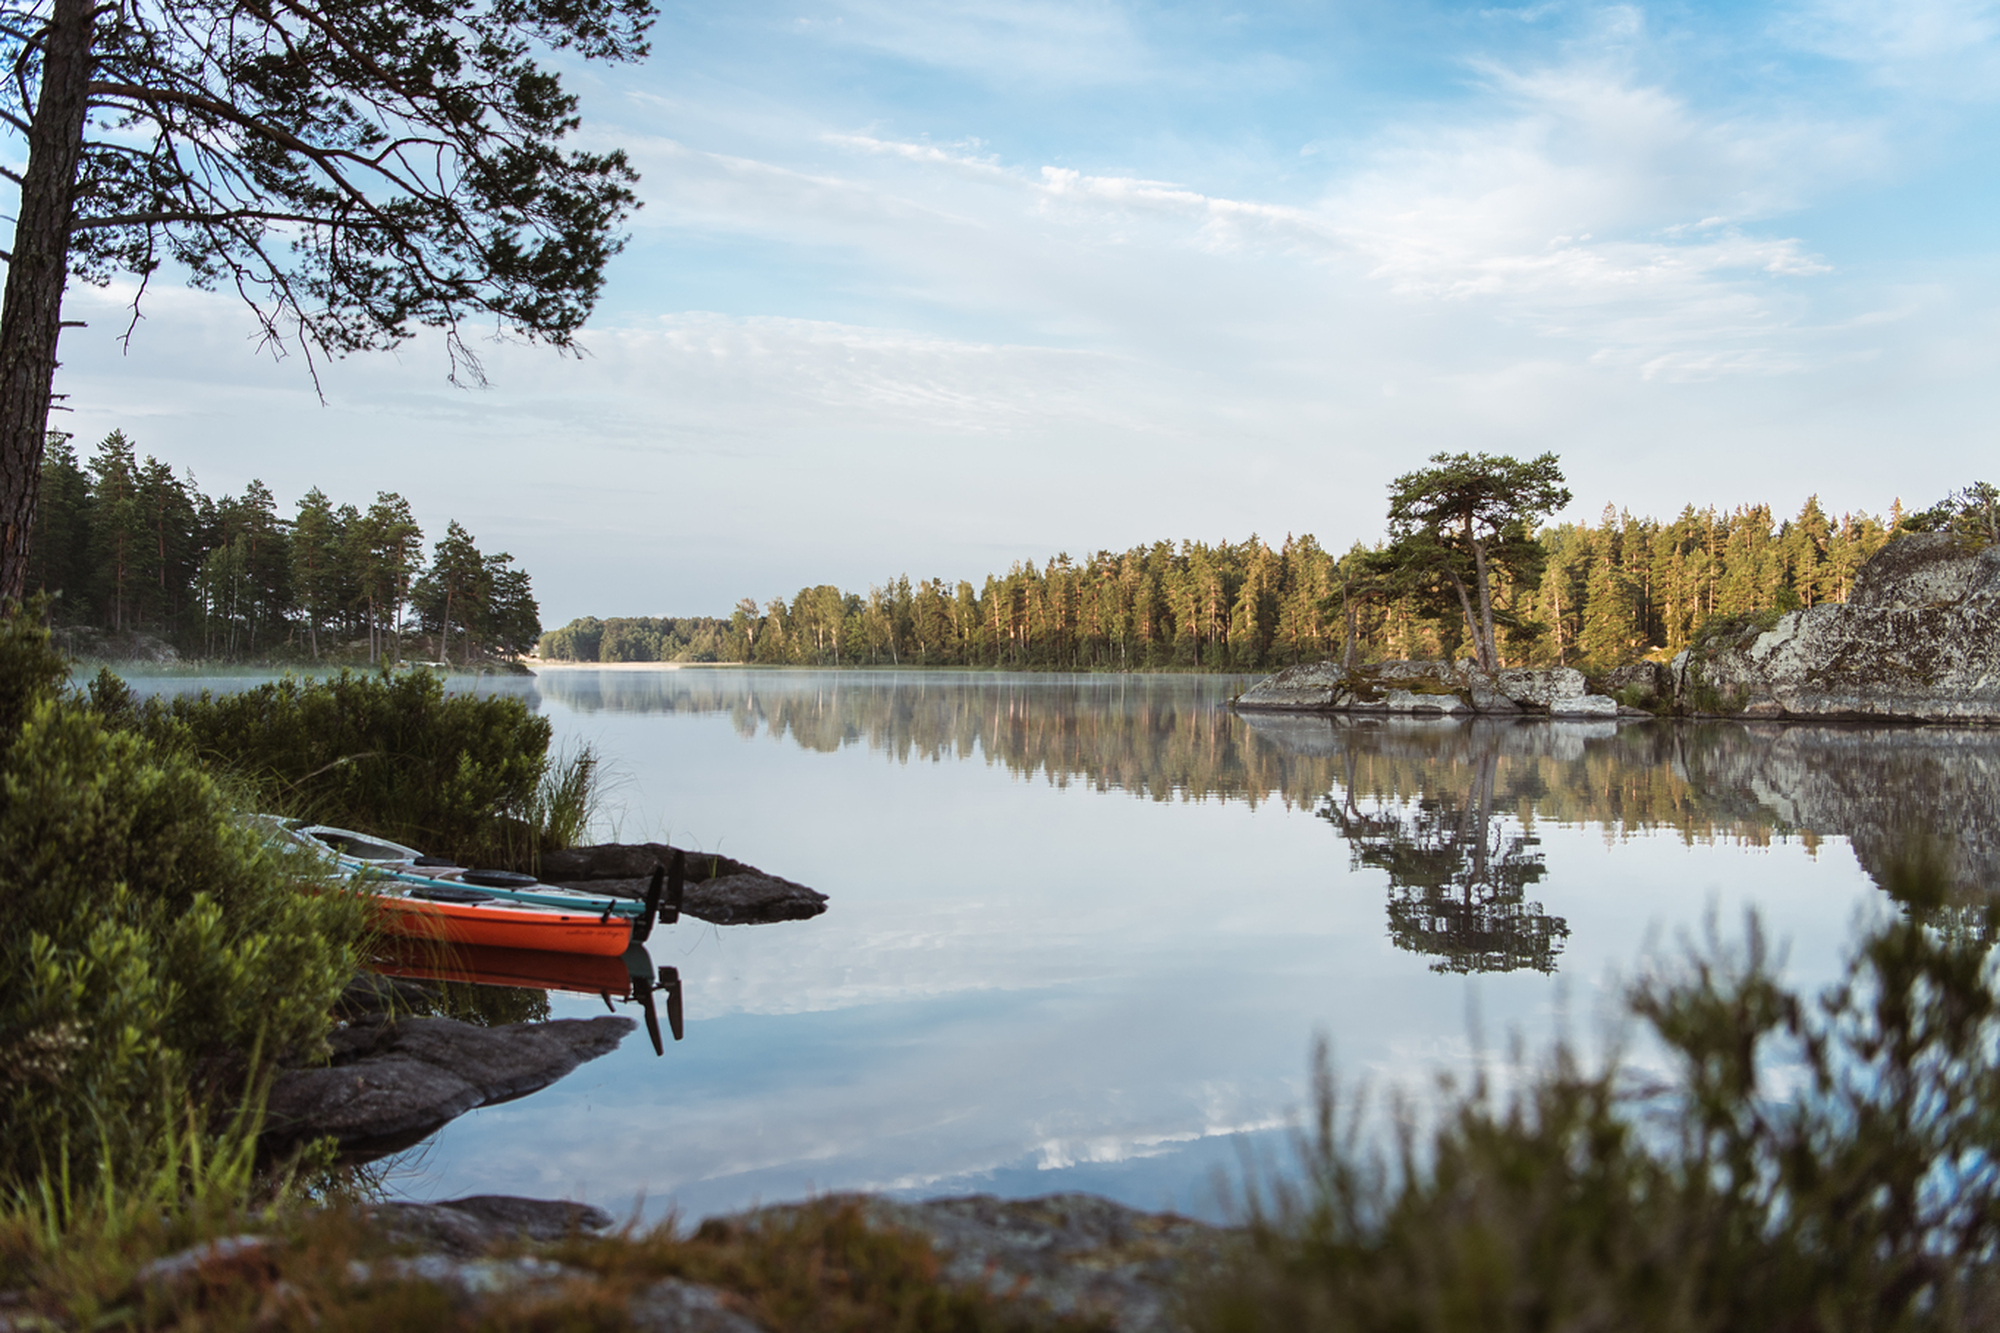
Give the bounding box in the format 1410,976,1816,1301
1777,0,2000,93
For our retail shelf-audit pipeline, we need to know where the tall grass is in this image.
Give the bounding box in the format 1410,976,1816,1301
526,742,603,853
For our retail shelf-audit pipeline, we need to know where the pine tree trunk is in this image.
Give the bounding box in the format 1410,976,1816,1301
0,0,94,603
1464,518,1498,674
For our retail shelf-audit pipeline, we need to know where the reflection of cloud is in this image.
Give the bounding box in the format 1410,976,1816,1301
1028,1116,1288,1172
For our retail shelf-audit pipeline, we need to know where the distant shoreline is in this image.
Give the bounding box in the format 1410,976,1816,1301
525,659,745,672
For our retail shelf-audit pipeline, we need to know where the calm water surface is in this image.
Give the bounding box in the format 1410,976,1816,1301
130,668,1999,1221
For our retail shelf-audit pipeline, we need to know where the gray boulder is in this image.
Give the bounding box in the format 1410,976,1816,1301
1368,687,1466,715
1679,533,2000,722
1493,667,1587,710
363,1197,615,1257
1235,660,1350,709
265,1015,632,1153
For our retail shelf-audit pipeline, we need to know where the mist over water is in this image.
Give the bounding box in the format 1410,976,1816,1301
140,668,1988,1221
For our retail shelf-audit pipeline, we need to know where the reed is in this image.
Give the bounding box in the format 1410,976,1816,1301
527,742,603,852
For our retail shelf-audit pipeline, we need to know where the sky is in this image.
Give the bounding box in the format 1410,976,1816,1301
41,0,2000,625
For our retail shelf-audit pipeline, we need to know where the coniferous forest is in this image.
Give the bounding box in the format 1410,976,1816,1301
25,430,541,663
539,495,1895,672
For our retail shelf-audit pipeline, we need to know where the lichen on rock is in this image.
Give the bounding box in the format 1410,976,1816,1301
1675,533,2000,723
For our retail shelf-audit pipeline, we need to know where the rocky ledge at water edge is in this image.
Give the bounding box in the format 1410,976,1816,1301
104,1191,1222,1333
1235,658,1638,718
261,989,636,1158
538,842,829,925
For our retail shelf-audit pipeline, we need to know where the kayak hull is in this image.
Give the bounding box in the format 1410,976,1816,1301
368,894,633,956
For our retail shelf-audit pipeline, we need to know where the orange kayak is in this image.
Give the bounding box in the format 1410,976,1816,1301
368,891,634,956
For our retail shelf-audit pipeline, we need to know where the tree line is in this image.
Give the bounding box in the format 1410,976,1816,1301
27,430,541,662
539,494,1897,672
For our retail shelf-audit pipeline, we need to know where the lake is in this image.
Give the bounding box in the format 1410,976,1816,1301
131,667,1999,1223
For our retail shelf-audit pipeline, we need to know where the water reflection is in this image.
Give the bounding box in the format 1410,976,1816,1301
534,670,1270,804
371,939,686,1055
1266,715,2000,971
536,670,2000,974
1322,747,1565,975
538,673,2000,902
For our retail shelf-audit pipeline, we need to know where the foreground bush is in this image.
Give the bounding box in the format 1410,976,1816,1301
99,668,564,866
1203,851,2000,1332
0,613,363,1210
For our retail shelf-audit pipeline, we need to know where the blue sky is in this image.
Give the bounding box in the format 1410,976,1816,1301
47,0,2000,623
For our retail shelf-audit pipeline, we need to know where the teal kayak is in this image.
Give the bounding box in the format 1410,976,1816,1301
265,818,682,939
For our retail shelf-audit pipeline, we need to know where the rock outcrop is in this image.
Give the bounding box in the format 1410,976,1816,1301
1672,533,2000,723
1235,659,1624,718
538,843,828,924
264,1014,633,1155
112,1192,1219,1333
735,1193,1220,1333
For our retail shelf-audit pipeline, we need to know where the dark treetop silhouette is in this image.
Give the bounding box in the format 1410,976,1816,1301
0,0,652,599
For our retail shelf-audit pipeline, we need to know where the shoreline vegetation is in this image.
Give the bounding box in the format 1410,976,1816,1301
24,431,543,670
0,612,604,1198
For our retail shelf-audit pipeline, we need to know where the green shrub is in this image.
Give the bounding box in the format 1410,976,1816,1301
1200,854,2000,1332
107,669,558,866
0,615,362,1203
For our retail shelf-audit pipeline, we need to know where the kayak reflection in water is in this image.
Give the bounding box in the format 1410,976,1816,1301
369,936,685,1056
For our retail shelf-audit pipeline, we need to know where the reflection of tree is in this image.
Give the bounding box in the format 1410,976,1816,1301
1321,750,1569,975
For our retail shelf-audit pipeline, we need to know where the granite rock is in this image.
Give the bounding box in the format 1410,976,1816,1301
363,1197,615,1258
539,843,827,925
1679,533,2000,722
264,1015,632,1153
1236,659,1619,718
1234,660,1350,709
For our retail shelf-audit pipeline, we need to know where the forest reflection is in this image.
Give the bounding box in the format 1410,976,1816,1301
535,671,2000,971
